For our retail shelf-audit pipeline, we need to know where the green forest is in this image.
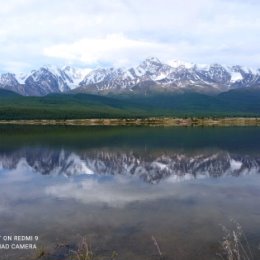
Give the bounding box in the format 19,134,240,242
0,87,260,120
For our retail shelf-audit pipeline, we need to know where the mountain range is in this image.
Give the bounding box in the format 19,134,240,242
1,57,260,96
1,148,259,184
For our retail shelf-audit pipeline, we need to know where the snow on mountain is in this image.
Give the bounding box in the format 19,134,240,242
230,71,243,83
0,65,91,96
0,73,19,86
23,67,65,95
38,65,87,92
78,57,260,94
79,57,173,91
1,149,260,184
82,68,113,85
0,73,26,95
62,66,91,89
16,73,28,84
1,57,260,96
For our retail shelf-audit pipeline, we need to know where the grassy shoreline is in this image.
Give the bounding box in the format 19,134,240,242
0,117,260,126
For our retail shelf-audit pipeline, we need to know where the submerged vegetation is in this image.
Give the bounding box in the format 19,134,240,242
30,221,256,260
218,220,254,260
69,237,118,260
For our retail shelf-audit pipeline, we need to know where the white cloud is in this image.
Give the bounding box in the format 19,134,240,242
0,0,260,72
44,34,260,69
45,175,195,207
44,34,177,67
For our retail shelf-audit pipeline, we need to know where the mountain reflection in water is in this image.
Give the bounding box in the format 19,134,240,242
0,126,260,260
0,148,259,183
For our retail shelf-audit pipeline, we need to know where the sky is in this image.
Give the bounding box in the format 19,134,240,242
0,0,260,73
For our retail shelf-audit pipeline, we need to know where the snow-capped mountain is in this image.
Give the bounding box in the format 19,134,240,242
0,73,26,95
61,66,92,90
0,65,88,96
0,57,260,96
1,148,260,184
78,58,260,94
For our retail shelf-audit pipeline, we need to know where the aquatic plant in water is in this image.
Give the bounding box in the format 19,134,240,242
217,219,254,260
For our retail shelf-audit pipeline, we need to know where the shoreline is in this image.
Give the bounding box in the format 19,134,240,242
0,117,260,126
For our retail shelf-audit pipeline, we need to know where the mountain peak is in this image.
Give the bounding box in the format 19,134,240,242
0,73,18,85
138,57,163,73
143,57,162,64
1,58,260,96
41,64,62,76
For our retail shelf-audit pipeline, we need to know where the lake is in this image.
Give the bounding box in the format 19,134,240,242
0,126,260,260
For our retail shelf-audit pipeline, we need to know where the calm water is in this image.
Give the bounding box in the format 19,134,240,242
0,126,260,260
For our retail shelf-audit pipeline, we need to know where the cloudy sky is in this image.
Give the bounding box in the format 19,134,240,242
0,0,259,73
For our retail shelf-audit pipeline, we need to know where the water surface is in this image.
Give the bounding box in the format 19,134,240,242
0,126,260,260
